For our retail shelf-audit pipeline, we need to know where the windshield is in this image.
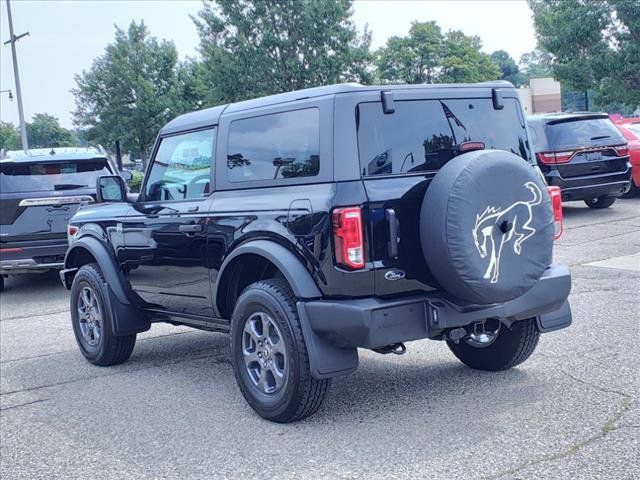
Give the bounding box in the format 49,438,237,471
546,118,624,150
0,159,112,194
626,123,640,138
357,98,530,176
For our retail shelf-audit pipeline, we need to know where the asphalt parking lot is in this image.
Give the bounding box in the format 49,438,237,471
1,198,639,480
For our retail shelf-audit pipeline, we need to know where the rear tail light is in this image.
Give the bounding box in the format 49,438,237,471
536,151,574,164
333,207,365,270
547,186,563,239
0,247,23,253
457,141,485,153
614,145,629,157
67,225,78,237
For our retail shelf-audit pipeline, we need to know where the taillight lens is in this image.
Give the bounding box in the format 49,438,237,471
68,225,78,237
547,186,563,240
554,151,575,163
536,152,556,164
333,207,365,270
614,144,629,157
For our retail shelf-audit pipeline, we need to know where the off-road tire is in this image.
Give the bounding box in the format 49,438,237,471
70,263,136,366
447,318,540,371
585,195,617,209
230,279,330,423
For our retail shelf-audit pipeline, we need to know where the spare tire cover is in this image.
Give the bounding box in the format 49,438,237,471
421,150,554,305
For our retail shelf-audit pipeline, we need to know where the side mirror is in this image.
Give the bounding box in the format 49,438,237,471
119,169,133,182
96,175,127,203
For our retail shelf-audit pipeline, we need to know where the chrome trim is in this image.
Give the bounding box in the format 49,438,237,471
18,196,94,207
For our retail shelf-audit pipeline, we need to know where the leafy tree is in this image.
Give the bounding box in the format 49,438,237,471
193,0,372,104
518,49,553,80
439,31,501,83
376,23,500,84
0,122,21,150
530,0,640,107
26,113,76,148
491,50,526,86
72,21,192,163
376,21,443,84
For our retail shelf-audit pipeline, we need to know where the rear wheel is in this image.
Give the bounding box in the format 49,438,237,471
620,181,639,199
230,279,330,423
447,318,540,371
584,195,617,209
70,263,136,366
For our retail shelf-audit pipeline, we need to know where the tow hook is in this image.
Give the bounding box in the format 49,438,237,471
446,327,467,344
372,342,406,355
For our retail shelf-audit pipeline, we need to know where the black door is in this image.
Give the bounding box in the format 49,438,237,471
123,127,217,318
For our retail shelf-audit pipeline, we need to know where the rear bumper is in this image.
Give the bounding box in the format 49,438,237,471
544,165,631,201
0,242,67,275
302,264,572,349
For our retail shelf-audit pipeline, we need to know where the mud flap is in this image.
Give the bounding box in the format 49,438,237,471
105,283,151,336
536,300,572,333
296,302,358,379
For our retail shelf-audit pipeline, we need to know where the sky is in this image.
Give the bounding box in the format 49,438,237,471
0,0,537,129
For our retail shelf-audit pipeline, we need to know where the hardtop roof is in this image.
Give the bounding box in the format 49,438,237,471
160,81,516,134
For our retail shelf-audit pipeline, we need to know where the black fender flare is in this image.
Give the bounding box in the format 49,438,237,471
214,240,322,314
62,235,150,335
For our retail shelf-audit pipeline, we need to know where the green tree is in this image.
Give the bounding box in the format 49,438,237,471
0,122,21,150
376,21,443,84
72,21,193,163
518,49,553,80
491,50,526,86
375,23,500,84
530,0,640,107
26,113,76,148
439,31,501,83
194,0,372,104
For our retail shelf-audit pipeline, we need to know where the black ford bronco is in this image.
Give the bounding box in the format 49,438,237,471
61,82,572,422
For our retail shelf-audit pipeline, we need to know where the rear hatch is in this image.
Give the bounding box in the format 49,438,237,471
541,116,628,178
0,158,110,246
355,87,533,296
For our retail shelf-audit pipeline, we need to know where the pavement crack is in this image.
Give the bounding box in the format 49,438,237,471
484,366,632,480
0,309,69,322
0,398,49,411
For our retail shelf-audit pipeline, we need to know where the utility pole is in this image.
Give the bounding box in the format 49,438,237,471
4,0,29,151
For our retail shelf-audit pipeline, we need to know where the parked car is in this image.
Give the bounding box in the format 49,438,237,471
527,113,631,208
0,147,131,291
60,82,571,422
612,117,640,198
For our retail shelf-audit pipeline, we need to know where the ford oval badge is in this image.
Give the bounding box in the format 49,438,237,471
385,270,405,281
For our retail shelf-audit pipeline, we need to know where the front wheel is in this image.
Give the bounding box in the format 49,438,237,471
70,263,136,366
584,195,617,209
230,279,330,423
447,318,540,371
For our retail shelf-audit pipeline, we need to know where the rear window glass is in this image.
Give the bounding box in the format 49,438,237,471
546,118,624,150
357,98,530,176
227,108,320,183
0,159,112,193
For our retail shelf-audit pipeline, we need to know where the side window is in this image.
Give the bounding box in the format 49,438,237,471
226,108,320,183
144,128,215,201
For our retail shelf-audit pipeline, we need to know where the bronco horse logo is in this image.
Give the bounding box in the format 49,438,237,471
472,182,542,283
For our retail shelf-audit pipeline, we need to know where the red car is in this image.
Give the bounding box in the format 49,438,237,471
613,117,640,198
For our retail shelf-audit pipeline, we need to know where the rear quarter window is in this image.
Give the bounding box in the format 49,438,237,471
226,108,320,183
357,98,531,176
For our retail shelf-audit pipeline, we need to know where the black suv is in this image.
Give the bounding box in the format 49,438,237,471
0,148,130,291
527,113,631,209
61,83,572,422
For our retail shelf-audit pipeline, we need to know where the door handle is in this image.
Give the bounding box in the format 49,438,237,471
179,224,203,233
385,208,399,259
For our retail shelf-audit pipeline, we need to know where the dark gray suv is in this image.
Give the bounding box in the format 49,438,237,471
0,147,128,291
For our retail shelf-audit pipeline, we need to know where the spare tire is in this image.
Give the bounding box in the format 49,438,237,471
420,150,553,305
